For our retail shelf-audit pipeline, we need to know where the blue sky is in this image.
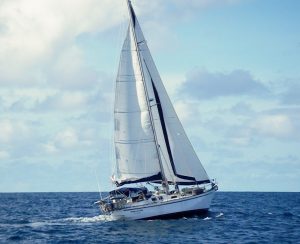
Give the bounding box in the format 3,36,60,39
0,0,299,192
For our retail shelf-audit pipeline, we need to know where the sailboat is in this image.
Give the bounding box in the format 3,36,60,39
97,0,218,220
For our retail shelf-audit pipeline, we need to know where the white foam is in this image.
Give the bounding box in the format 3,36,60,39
203,217,211,221
64,215,114,223
216,212,224,218
29,221,50,228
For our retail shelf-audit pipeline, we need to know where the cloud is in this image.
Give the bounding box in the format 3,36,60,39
0,0,126,87
174,100,201,124
56,128,79,148
230,102,254,115
36,91,90,112
45,45,100,90
0,150,10,160
42,126,101,155
280,79,300,105
135,0,240,20
0,0,243,90
180,69,269,99
172,0,240,11
131,0,242,52
42,143,59,155
0,119,32,144
253,107,300,140
0,119,40,161
252,114,294,139
0,0,243,88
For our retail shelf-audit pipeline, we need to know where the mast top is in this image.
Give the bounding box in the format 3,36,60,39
126,0,137,27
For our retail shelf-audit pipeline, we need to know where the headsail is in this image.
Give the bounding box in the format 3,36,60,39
113,0,210,186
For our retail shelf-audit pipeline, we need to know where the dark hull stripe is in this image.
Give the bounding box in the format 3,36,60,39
139,208,209,220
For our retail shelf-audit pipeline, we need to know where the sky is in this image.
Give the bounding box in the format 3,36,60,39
0,0,299,192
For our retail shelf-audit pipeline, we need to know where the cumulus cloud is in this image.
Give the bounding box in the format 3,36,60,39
45,45,100,90
0,119,32,144
252,114,294,139
35,91,90,111
42,126,99,155
0,0,243,88
0,0,126,87
53,127,80,149
253,108,300,140
179,69,269,99
0,0,244,101
0,119,41,161
174,100,201,124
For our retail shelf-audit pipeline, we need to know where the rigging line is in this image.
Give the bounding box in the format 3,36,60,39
94,170,103,200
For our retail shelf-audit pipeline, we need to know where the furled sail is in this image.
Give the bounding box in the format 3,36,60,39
113,0,210,186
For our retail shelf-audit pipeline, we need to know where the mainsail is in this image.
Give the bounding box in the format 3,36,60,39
113,0,210,186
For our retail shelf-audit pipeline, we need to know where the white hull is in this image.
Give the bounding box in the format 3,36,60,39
107,189,216,220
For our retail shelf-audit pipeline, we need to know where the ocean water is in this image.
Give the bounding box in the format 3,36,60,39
0,192,299,243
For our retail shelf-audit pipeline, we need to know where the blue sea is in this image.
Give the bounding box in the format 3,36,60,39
0,192,299,243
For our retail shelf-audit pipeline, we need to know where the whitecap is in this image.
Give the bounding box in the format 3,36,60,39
203,217,211,220
216,213,224,218
29,221,49,228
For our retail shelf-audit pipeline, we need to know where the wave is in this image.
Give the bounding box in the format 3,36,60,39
0,215,113,230
63,215,114,223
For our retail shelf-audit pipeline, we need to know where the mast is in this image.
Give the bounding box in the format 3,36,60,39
126,0,169,192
